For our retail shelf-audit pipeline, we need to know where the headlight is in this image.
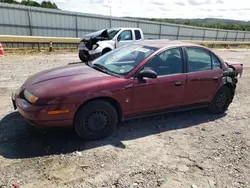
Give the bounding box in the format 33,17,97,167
92,44,98,50
24,90,38,104
15,85,24,96
79,41,84,47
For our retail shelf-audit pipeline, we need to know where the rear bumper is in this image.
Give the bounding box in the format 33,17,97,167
12,94,74,128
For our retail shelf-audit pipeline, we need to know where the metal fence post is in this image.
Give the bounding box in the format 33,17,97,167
27,8,33,36
49,41,53,52
191,28,194,40
177,26,180,40
110,16,112,28
225,31,229,41
243,32,246,41
235,31,238,41
215,30,219,41
75,14,78,37
159,24,162,39
202,29,206,41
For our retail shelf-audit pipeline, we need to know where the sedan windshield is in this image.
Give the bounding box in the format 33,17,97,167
91,44,158,76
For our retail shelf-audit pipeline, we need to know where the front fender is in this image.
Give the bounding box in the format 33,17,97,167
97,41,115,51
74,90,114,110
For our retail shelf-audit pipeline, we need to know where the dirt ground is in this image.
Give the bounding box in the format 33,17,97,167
0,50,250,188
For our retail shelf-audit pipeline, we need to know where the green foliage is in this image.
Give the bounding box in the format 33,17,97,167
21,0,41,7
150,18,250,31
40,1,58,9
0,0,19,4
0,0,59,9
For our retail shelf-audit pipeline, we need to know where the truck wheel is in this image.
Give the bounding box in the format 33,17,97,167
102,48,111,55
79,51,90,63
208,86,232,114
74,100,118,140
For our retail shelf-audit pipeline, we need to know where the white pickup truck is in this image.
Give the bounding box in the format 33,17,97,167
78,27,144,62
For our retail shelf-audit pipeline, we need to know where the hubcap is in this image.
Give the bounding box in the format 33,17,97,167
215,92,227,109
85,111,109,134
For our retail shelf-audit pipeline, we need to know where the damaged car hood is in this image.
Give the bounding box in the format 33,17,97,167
82,29,110,41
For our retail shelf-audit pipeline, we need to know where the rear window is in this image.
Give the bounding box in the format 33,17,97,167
135,30,142,40
211,54,222,70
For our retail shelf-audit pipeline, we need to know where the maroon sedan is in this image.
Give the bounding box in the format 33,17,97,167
12,40,243,140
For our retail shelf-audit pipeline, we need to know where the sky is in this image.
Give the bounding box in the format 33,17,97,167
38,0,250,21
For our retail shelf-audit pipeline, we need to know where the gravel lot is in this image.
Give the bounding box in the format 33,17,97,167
0,50,250,188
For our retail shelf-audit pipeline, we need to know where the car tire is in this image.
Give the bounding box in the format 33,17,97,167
102,48,111,55
74,100,118,140
208,86,232,114
78,51,90,63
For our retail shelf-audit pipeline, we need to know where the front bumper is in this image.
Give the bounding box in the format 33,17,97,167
79,50,102,62
12,93,74,127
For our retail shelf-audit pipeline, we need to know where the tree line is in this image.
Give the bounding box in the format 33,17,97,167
0,0,59,9
151,18,250,32
2,0,250,32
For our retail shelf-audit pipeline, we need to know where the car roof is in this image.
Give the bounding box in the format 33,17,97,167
134,39,205,49
109,27,141,30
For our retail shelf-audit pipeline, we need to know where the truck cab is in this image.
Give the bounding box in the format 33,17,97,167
78,27,144,62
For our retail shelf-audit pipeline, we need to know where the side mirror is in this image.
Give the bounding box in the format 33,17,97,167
137,69,157,80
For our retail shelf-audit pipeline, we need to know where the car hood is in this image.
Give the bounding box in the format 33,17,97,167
24,64,109,85
81,29,110,41
23,64,114,99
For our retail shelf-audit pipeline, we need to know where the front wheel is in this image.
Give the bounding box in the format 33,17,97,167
74,100,118,140
208,86,232,114
78,51,90,63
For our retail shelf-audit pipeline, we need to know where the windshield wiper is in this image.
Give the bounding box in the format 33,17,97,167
85,61,91,66
92,63,110,74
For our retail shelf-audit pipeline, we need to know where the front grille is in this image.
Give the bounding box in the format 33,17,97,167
85,41,92,50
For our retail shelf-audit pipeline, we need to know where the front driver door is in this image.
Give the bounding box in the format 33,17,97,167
132,47,187,115
116,30,134,48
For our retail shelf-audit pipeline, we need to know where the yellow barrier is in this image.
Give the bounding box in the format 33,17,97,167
0,35,249,45
0,35,81,43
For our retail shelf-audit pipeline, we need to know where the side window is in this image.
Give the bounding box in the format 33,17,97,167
186,48,212,72
118,30,132,41
211,54,221,70
142,48,183,76
135,30,142,40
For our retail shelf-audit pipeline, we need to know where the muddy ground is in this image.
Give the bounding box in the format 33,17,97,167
0,50,250,188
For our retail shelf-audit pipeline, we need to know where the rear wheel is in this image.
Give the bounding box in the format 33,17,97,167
74,100,118,140
208,86,232,114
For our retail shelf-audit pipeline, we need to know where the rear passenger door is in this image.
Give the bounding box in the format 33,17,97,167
134,29,143,41
183,47,223,105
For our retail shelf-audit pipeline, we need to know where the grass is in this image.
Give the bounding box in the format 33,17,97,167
4,47,79,55
2,43,250,56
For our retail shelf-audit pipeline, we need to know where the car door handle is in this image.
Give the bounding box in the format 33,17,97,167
213,76,219,80
174,81,182,86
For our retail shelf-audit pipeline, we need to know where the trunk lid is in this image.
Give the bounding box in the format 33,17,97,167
225,60,243,77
